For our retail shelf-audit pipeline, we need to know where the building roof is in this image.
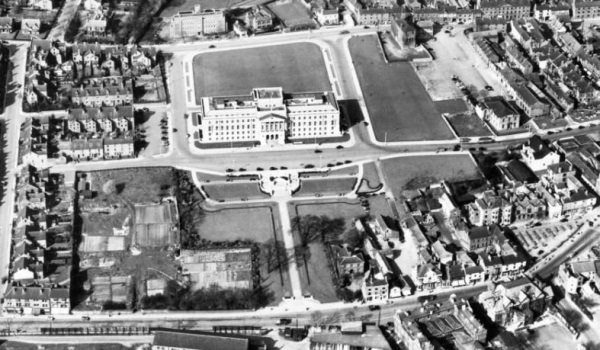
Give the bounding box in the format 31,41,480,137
485,97,518,118
526,136,552,160
153,330,249,350
310,324,392,350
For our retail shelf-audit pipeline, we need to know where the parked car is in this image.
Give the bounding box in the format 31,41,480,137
209,45,216,49
340,30,350,34
368,305,380,311
277,318,292,325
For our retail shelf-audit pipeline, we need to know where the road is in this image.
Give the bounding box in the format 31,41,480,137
0,42,29,296
0,283,489,335
47,0,81,41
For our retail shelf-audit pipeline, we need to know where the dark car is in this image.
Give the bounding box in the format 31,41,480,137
485,85,494,91
336,145,344,149
209,45,216,49
368,305,380,311
364,26,370,29
314,149,322,153
340,30,350,35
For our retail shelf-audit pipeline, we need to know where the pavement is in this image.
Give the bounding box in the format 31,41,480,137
276,198,303,299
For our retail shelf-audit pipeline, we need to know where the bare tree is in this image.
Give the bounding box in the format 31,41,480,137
262,239,288,273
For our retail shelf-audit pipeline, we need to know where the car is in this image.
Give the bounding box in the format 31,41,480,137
485,85,494,91
364,26,370,29
368,305,380,311
172,128,178,132
445,30,451,34
340,30,350,35
336,145,344,149
277,318,292,325
82,316,91,321
314,149,322,153
209,45,216,49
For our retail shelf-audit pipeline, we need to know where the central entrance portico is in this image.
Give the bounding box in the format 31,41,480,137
259,113,287,145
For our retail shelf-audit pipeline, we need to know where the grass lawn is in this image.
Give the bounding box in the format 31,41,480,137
291,199,366,238
348,35,455,142
82,168,176,205
203,182,269,201
299,242,338,302
360,162,382,191
381,155,482,194
193,43,330,102
294,178,357,197
197,205,276,243
367,194,392,218
196,172,229,182
446,113,493,137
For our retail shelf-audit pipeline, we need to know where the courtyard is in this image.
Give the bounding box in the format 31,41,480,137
192,43,331,103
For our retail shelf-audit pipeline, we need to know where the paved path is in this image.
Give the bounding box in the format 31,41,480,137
276,198,303,299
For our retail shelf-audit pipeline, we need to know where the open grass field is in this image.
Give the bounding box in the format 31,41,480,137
299,242,338,302
266,1,315,28
348,35,455,142
198,206,276,242
203,182,269,201
193,43,330,102
381,155,482,194
196,172,229,182
294,178,357,197
81,208,129,236
446,113,493,137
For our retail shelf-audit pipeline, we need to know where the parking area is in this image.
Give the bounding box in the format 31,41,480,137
413,24,503,101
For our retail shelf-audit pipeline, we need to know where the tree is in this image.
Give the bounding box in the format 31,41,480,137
310,311,324,326
344,228,364,249
563,308,589,333
291,215,322,247
319,216,345,242
262,239,288,273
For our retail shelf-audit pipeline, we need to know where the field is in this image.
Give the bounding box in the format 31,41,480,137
294,178,357,197
80,168,176,205
446,113,493,137
80,236,126,252
192,43,330,102
381,155,482,194
266,1,315,28
291,199,366,240
197,205,276,242
348,35,455,142
203,182,269,201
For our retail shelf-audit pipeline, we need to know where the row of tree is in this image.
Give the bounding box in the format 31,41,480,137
140,280,274,310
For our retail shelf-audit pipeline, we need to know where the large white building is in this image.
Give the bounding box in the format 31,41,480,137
170,5,226,38
198,87,341,145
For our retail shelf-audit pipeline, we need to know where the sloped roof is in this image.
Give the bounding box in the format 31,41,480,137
153,330,249,350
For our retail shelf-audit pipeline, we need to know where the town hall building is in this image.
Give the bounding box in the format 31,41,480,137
198,87,341,145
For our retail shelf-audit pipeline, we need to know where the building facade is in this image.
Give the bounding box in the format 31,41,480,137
170,5,226,37
199,87,341,145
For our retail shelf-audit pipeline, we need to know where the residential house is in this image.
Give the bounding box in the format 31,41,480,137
373,215,400,240
479,97,520,131
572,0,600,19
315,7,340,25
29,0,53,11
557,260,600,295
513,85,552,118
0,17,13,33
345,0,404,25
331,244,364,276
412,263,442,291
3,286,70,315
477,0,530,19
245,6,273,32
522,136,561,172
460,225,503,252
394,312,434,350
362,267,389,301
473,17,506,32
391,19,416,50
